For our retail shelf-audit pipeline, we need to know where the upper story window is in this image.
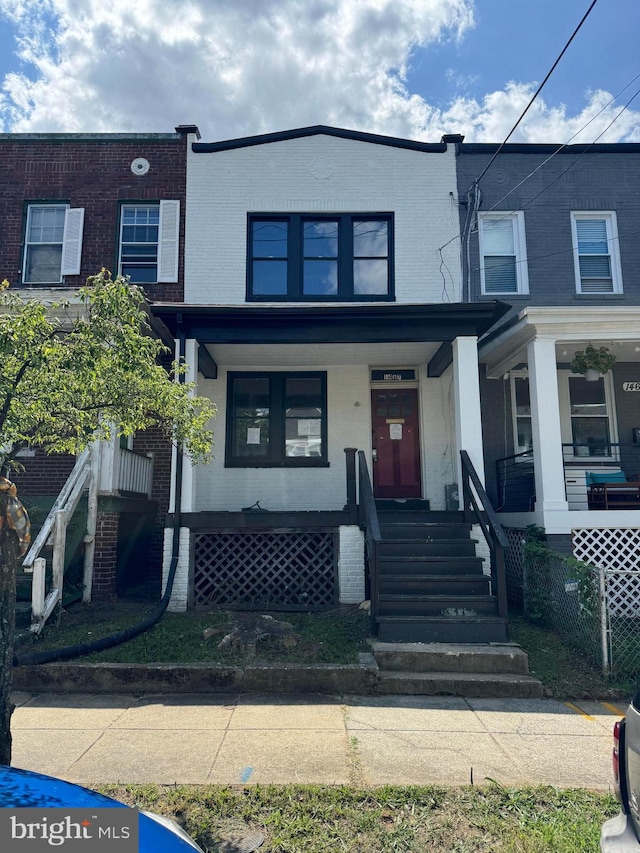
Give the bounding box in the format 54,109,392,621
248,214,393,300
23,203,84,284
118,200,180,284
571,212,622,294
226,371,328,467
478,212,528,295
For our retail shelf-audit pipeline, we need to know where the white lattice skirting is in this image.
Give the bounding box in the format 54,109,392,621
572,527,640,618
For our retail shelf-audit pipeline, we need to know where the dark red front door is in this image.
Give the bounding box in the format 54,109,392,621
372,388,422,498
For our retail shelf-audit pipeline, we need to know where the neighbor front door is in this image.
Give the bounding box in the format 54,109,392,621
371,388,422,498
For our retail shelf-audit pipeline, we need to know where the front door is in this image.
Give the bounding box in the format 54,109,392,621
371,388,422,498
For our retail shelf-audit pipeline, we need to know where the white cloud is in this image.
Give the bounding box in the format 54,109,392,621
0,0,638,144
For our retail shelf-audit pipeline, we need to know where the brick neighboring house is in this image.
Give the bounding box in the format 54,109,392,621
0,126,196,598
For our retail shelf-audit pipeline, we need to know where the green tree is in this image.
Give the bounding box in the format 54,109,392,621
0,270,215,765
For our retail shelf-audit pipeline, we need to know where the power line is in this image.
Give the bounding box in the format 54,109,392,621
473,0,600,187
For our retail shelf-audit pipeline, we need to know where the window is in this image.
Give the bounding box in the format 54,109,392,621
510,374,533,454
567,376,613,457
478,212,528,295
571,212,622,294
23,204,84,284
226,372,327,467
248,214,393,300
118,200,180,284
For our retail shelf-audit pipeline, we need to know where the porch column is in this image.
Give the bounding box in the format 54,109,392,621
180,338,198,513
527,336,569,512
452,336,485,490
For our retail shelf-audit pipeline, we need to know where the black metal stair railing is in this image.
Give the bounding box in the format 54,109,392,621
356,450,382,629
461,450,509,619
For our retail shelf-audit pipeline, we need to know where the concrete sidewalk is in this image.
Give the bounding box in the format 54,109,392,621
10,691,624,790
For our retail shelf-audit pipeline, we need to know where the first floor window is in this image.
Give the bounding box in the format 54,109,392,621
478,211,528,295
248,213,393,300
23,203,84,284
510,374,533,454
226,372,327,467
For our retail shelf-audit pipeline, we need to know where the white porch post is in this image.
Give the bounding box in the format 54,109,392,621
180,338,198,513
527,336,569,512
452,336,485,492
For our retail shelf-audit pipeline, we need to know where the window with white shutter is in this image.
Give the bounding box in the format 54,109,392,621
571,212,622,294
119,201,179,284
23,203,84,284
478,212,528,295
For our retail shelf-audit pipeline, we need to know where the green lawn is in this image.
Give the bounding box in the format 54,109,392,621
98,783,618,853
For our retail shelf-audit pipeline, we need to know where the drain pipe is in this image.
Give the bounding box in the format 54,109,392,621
15,325,188,667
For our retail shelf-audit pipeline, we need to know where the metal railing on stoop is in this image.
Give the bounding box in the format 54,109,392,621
21,446,100,634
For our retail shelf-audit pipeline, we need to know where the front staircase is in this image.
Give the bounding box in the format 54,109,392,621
374,504,508,644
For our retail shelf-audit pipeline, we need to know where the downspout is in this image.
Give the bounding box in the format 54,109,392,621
14,324,188,667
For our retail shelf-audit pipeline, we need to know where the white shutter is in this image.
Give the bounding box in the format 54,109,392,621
157,199,180,282
60,208,84,276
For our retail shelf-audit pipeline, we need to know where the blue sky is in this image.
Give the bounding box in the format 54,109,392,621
0,0,637,143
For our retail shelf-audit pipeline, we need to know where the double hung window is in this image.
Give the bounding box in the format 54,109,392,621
478,212,528,295
248,214,393,300
571,212,622,294
23,203,84,284
226,372,327,467
118,200,180,284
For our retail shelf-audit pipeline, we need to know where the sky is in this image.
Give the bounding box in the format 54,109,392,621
0,0,638,144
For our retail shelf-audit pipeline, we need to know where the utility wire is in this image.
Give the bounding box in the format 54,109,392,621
484,71,640,214
474,0,599,187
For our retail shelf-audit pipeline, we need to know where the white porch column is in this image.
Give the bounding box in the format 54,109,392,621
452,336,485,491
527,336,569,512
180,337,198,513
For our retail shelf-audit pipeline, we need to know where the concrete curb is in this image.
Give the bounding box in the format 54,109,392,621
13,657,381,695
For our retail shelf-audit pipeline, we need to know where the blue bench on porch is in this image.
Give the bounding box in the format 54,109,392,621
586,470,640,510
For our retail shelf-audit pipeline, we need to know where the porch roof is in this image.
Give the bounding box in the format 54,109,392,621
480,306,640,378
149,301,510,376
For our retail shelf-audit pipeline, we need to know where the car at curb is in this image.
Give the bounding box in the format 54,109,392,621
0,765,204,851
601,683,640,851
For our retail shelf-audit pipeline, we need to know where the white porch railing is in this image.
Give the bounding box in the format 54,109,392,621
22,446,100,634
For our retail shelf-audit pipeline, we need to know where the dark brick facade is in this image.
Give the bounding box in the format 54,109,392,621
0,130,189,302
0,129,192,598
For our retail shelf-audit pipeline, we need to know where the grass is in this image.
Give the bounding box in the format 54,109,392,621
96,782,619,852
508,614,637,701
24,600,372,666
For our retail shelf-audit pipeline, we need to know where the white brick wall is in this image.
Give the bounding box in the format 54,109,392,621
185,134,461,304
338,525,365,603
162,526,191,612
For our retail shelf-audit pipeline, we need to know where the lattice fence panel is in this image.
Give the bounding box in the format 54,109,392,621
194,530,337,609
504,527,526,609
573,527,640,617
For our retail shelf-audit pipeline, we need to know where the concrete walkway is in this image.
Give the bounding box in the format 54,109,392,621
11,691,624,790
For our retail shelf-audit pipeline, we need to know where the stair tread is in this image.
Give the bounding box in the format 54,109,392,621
379,555,482,562
379,573,489,580
377,615,506,622
381,538,479,544
379,593,495,601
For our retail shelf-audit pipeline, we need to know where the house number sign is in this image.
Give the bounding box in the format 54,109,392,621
371,369,416,382
623,382,640,391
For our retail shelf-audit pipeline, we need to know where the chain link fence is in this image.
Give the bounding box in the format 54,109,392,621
511,528,640,677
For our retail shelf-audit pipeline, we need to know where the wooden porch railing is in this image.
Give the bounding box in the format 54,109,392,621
461,449,509,619
22,446,100,633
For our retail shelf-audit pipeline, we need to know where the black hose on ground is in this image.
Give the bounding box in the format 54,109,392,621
14,328,187,668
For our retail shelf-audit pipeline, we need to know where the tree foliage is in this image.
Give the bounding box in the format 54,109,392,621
0,269,215,465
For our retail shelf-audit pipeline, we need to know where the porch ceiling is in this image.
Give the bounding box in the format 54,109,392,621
202,341,441,367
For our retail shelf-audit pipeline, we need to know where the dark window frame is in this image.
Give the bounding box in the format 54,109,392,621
225,371,329,468
246,213,394,301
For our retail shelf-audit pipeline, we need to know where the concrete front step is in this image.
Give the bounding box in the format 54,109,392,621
376,615,508,644
377,670,544,698
371,641,530,675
